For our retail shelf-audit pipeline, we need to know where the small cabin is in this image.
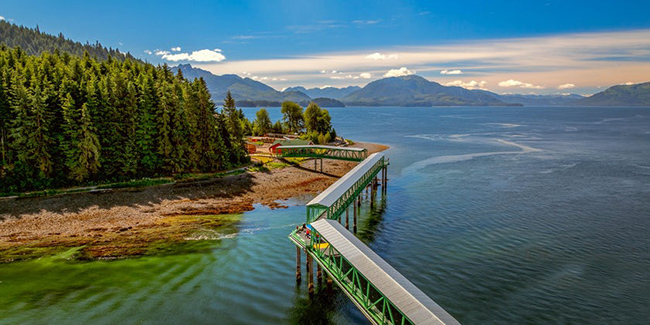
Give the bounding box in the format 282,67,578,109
269,139,314,154
245,143,257,154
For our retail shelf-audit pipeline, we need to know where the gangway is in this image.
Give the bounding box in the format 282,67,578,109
287,149,459,324
306,152,386,223
276,145,368,162
290,219,459,325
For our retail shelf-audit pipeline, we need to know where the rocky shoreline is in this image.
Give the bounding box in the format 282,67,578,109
0,142,388,262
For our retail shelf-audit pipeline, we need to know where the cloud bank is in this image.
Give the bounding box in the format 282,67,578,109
194,29,650,91
498,79,544,89
441,69,463,75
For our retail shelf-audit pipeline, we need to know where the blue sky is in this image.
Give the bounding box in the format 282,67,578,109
2,0,650,94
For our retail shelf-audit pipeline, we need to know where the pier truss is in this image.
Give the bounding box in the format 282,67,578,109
287,151,458,325
276,145,368,162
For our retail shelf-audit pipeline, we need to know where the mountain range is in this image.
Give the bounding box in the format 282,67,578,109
176,64,650,107
572,82,650,106
175,64,311,106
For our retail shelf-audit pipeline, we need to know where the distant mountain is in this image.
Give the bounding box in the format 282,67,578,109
340,75,515,106
175,64,311,104
573,82,650,106
284,86,361,99
473,90,585,106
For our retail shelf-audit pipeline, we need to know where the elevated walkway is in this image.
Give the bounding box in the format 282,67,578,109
276,145,368,162
307,219,459,325
288,150,458,324
305,152,386,223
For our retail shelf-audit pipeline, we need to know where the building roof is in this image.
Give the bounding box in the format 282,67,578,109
311,219,459,325
271,139,313,147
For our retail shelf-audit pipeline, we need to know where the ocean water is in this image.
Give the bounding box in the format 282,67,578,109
1,106,649,324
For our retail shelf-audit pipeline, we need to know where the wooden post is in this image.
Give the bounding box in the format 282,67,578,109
353,204,357,233
307,253,314,296
296,246,301,283
314,158,317,171
320,158,323,173
327,275,333,293
317,263,322,284
346,206,350,228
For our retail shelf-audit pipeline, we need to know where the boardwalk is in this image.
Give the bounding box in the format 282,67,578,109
311,219,459,325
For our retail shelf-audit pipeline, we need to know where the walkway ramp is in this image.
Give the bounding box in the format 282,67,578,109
276,145,368,161
310,219,459,325
306,152,386,223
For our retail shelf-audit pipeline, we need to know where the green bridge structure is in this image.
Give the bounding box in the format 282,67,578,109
276,145,368,172
286,148,459,325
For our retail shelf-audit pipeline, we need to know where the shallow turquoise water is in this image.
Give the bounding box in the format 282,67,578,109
1,106,649,324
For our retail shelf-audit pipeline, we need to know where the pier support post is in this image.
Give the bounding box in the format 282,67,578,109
345,208,349,228
307,253,314,296
353,206,357,233
320,159,323,173
296,246,301,283
317,263,322,284
327,275,333,293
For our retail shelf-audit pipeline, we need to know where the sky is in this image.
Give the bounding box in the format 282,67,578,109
2,0,650,95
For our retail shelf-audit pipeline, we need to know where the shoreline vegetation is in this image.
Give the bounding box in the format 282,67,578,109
0,141,388,263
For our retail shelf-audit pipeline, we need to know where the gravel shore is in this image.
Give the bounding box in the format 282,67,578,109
0,142,388,261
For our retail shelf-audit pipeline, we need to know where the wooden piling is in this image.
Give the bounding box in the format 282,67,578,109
317,263,322,284
345,208,349,228
296,246,301,283
307,254,314,296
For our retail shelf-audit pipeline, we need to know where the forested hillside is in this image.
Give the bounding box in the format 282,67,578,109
0,20,137,61
0,46,248,192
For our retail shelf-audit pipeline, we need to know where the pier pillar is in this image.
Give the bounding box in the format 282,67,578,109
317,263,322,284
314,158,317,171
327,275,333,293
353,206,357,233
296,246,301,283
320,159,323,173
307,253,314,296
345,208,349,228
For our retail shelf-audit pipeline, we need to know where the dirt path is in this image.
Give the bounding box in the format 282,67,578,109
0,142,388,261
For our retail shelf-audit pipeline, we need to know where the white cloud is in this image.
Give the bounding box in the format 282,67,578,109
623,81,635,85
365,52,398,60
330,72,372,80
320,70,326,73
445,80,488,89
157,49,226,62
384,67,416,77
0,16,5,21
441,69,463,75
331,70,337,74
498,79,544,89
144,50,153,55
558,83,575,89
171,47,181,52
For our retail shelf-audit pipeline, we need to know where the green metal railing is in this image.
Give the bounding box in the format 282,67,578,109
307,230,413,325
306,155,386,224
276,145,368,162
